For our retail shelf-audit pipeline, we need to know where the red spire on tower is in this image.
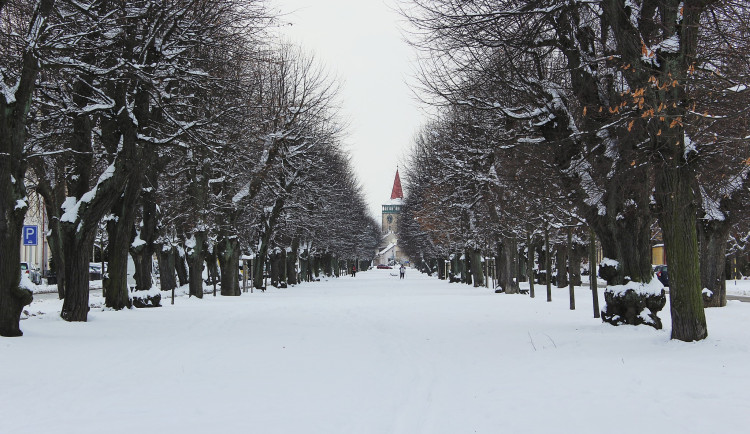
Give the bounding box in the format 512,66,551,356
390,169,403,199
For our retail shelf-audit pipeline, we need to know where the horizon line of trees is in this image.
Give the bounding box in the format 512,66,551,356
398,0,750,342
1,0,380,337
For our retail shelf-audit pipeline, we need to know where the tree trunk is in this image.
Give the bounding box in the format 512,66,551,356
103,221,133,310
288,239,299,285
497,239,519,294
470,248,484,287
656,165,707,341
60,231,96,322
130,243,161,308
313,255,321,278
555,242,568,288
253,239,269,290
269,248,281,286
451,253,460,283
157,244,177,293
104,183,140,310
46,218,66,299
0,0,56,337
698,219,730,308
175,246,188,286
130,176,160,307
545,226,552,302
517,244,527,283
463,249,472,285
0,220,33,336
527,231,535,298
217,236,240,296
204,241,219,295
569,241,583,287
186,232,206,298
299,248,309,283
589,227,600,318
567,229,575,310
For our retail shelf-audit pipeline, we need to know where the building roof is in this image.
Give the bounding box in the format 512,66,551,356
390,169,403,200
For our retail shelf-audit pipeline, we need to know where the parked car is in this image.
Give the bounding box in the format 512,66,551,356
20,262,42,285
376,264,392,269
654,265,669,287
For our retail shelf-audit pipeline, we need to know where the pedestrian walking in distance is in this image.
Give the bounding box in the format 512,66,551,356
399,264,405,279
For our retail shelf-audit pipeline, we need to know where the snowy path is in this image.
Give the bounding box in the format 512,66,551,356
3,269,750,433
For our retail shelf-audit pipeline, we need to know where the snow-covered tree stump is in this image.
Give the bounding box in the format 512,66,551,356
601,281,666,329
131,290,161,308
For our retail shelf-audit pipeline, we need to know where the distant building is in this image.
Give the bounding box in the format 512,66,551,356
19,191,50,274
375,169,409,266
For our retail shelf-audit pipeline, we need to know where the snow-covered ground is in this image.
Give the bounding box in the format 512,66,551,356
726,278,750,297
4,269,749,433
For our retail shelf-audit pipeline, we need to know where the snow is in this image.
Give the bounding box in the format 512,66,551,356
6,270,750,433
726,84,747,93
600,257,619,268
14,198,27,210
59,196,79,223
60,164,116,225
658,35,680,54
1,78,19,104
19,272,37,292
607,274,665,296
131,237,147,248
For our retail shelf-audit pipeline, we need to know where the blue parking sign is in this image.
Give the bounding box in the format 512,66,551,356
23,225,38,246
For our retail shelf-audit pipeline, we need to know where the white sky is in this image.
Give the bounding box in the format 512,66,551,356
271,0,424,219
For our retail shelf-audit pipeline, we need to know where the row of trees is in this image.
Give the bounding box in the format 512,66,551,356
398,0,750,341
1,0,380,337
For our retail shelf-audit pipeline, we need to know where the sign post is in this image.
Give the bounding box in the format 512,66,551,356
23,225,38,246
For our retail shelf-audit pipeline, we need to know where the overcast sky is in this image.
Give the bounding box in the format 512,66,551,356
272,0,425,219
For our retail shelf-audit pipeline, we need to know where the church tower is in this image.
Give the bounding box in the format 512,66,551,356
375,169,409,266
382,169,403,234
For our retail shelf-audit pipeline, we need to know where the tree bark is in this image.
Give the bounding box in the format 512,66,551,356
46,225,66,299
555,242,568,288
496,239,519,293
288,239,299,285
104,177,140,310
218,236,240,296
186,231,206,298
60,231,96,322
527,233,535,298
470,248,484,287
130,171,160,306
156,244,177,293
0,221,33,336
175,246,188,286
698,219,730,308
589,227,600,318
656,166,707,341
299,248,309,283
567,229,575,310
0,0,56,336
204,241,219,295
545,226,552,302
270,248,281,286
